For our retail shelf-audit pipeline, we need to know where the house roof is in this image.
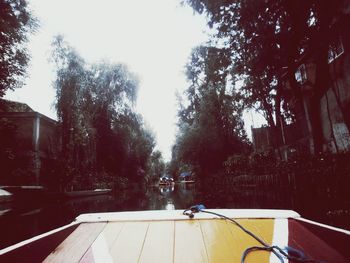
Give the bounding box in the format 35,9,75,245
0,98,34,113
0,99,57,124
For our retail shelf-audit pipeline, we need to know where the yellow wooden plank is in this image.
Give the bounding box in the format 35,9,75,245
138,221,174,263
43,222,106,263
224,219,274,263
200,219,241,262
109,221,149,263
174,220,208,263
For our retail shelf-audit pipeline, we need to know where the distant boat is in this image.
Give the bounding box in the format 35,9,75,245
178,172,195,184
63,189,112,198
0,189,13,203
158,176,174,186
178,179,195,184
1,208,349,262
0,186,44,201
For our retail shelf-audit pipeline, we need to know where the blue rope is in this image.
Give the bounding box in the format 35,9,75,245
183,205,323,263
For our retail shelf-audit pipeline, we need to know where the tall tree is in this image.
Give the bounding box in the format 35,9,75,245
183,0,349,153
87,62,139,175
51,36,154,188
148,150,165,180
174,46,249,178
51,36,92,187
183,0,291,153
0,0,37,96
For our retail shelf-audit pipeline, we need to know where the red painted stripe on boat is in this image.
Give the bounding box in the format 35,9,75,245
288,219,349,262
0,224,79,262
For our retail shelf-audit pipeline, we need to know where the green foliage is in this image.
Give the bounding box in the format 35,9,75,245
185,0,290,128
0,0,38,96
183,0,348,153
172,45,250,179
146,150,165,184
113,110,156,181
51,36,155,189
230,152,350,201
223,154,250,176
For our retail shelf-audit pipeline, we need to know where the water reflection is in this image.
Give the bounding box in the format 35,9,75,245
159,185,174,195
0,182,349,250
165,201,175,210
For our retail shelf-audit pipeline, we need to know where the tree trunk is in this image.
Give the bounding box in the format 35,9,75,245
309,95,324,154
274,92,284,160
325,91,339,152
262,96,283,160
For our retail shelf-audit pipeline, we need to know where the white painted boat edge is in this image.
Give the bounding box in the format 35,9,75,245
0,221,80,255
75,209,301,223
270,218,289,263
296,217,350,235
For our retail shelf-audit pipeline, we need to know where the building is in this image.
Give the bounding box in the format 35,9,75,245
0,99,59,185
252,13,350,159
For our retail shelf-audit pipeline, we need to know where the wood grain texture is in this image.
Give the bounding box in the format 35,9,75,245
138,221,174,263
174,220,208,263
200,219,239,262
109,221,149,263
43,222,106,263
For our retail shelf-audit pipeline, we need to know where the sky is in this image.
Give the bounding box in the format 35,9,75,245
5,0,266,161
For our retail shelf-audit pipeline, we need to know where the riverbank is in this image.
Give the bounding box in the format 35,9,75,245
212,152,350,195
198,152,350,231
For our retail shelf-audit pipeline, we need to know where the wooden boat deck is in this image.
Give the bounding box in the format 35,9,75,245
45,218,277,263
2,209,350,262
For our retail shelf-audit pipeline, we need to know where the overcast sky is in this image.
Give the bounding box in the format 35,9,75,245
5,0,212,161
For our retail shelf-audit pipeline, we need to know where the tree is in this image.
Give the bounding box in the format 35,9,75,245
182,1,290,155
173,45,250,178
147,150,165,184
87,62,139,176
51,36,90,187
0,0,37,96
115,110,155,181
183,0,349,154
51,36,155,188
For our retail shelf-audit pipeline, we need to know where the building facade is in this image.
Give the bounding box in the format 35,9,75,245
0,100,59,185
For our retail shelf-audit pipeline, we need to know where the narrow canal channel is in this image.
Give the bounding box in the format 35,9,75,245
1,183,349,249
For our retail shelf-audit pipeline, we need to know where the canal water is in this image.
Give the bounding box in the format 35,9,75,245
1,183,349,249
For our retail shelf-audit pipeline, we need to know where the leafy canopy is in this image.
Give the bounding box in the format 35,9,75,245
51,36,156,187
0,0,37,96
173,45,250,178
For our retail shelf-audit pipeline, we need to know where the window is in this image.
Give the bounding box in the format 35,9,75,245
295,64,307,84
328,37,344,63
